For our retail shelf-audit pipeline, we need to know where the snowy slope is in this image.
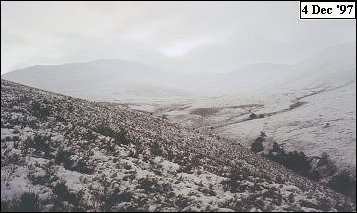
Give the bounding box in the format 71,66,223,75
1,79,355,212
155,43,356,174
217,83,356,172
2,42,355,179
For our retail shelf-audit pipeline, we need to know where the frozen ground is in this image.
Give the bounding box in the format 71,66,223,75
2,79,354,211
160,82,356,174
1,43,356,210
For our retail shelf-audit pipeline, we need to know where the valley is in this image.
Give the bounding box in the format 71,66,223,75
2,42,356,211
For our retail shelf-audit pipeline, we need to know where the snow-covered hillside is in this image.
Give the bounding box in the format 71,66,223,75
3,42,356,171
1,79,355,212
217,83,356,172
2,42,356,202
149,43,356,173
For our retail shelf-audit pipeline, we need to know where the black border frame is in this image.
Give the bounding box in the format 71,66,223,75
300,1,356,19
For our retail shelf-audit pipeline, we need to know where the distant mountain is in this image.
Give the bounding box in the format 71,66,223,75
217,42,355,94
178,42,355,96
275,42,356,91
2,59,193,102
3,42,356,100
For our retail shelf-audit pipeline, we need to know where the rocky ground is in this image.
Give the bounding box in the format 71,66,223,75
1,79,355,212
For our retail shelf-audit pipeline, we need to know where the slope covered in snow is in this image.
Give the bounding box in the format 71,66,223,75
2,42,355,179
154,43,356,175
1,79,355,212
217,83,356,172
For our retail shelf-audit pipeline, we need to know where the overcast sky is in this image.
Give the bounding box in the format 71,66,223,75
1,1,356,74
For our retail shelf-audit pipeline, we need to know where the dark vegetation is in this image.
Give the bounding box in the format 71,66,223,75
222,167,251,193
288,101,307,110
51,181,86,212
249,113,258,120
55,148,94,175
251,136,264,153
150,141,163,156
55,149,73,169
137,176,173,194
31,101,52,119
24,134,53,159
190,107,220,117
94,125,131,145
251,133,356,201
28,170,59,187
248,113,265,120
98,188,134,212
1,192,40,212
328,171,356,202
